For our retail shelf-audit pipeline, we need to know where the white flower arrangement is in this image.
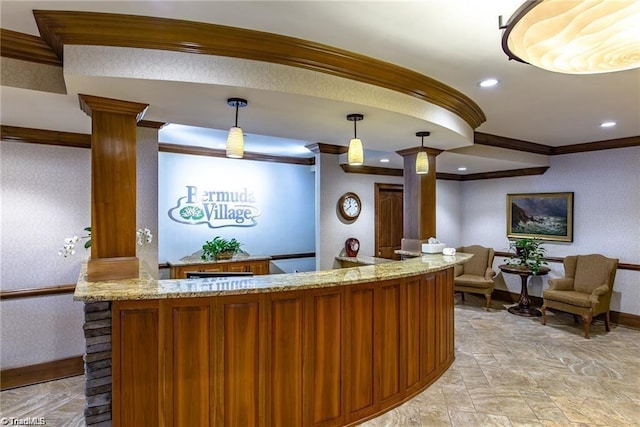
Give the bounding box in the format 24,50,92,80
58,226,153,258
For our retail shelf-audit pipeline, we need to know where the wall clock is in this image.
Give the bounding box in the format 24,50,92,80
338,192,362,220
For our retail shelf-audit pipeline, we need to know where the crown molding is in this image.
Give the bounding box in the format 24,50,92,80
32,10,485,129
552,135,640,155
137,120,167,129
454,166,549,181
0,28,61,66
79,94,149,121
474,132,552,155
0,125,91,148
340,164,403,177
475,132,640,155
304,143,348,155
396,147,443,157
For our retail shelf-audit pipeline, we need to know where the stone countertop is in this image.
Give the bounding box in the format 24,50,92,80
335,256,394,265
74,253,473,302
167,254,271,266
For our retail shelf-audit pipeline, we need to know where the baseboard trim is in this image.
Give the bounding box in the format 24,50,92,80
0,356,84,391
492,289,640,330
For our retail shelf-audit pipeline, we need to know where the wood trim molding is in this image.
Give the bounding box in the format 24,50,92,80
495,251,640,272
0,356,84,391
79,94,149,122
270,252,316,260
475,132,640,156
159,143,315,165
0,28,62,66
395,146,443,157
137,120,167,129
340,164,403,177
0,125,91,148
552,136,640,155
455,166,549,181
304,142,348,155
32,10,485,129
0,284,77,300
474,132,553,155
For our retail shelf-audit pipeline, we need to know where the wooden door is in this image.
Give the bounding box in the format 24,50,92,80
375,183,403,260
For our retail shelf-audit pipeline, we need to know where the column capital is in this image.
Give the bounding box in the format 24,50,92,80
79,94,149,122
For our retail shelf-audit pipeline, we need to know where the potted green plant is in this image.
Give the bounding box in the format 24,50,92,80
506,238,547,275
201,236,242,261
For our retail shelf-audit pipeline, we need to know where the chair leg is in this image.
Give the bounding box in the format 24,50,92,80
541,305,547,325
572,314,579,325
582,315,592,339
485,294,491,311
460,292,465,301
605,311,611,332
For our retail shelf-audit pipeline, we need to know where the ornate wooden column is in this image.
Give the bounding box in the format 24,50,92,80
396,147,442,252
79,94,149,281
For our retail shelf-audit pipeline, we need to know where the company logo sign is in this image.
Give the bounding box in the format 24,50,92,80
168,185,261,228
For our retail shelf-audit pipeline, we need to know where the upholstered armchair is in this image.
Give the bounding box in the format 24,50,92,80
454,245,496,311
542,254,618,339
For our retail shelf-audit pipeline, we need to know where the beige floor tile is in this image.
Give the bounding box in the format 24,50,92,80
2,294,639,427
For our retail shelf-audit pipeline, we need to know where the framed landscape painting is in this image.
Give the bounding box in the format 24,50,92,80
507,192,574,242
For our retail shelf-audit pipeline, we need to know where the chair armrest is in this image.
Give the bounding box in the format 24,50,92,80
454,264,463,277
589,284,609,304
484,267,496,280
548,278,574,291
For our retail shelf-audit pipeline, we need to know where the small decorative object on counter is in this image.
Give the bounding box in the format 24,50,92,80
345,237,360,257
443,247,456,256
422,237,447,254
201,236,242,261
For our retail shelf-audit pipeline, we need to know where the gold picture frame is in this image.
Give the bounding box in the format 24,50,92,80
507,192,574,242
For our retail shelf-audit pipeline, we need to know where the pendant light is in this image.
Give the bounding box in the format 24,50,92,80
226,98,248,159
415,131,430,175
346,114,364,166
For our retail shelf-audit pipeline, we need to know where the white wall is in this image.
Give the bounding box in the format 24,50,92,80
0,129,159,369
0,142,89,369
158,152,315,267
460,147,640,315
315,152,404,270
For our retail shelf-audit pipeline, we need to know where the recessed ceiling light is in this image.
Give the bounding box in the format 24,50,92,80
478,78,499,88
458,167,467,171
600,121,616,128
380,158,390,163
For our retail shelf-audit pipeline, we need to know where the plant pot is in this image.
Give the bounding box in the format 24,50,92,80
215,251,235,260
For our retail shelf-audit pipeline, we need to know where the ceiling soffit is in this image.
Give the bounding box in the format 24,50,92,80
32,10,486,130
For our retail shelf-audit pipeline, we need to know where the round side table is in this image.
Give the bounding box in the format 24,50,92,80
499,264,550,317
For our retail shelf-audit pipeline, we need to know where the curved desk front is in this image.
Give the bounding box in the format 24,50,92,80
75,253,471,426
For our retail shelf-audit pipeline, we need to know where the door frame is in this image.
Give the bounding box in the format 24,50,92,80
374,183,403,259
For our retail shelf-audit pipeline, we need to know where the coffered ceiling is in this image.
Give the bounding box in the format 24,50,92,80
1,1,638,174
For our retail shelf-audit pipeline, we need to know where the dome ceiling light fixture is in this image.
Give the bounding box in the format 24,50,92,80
415,131,431,175
226,97,248,159
499,0,640,74
346,113,365,166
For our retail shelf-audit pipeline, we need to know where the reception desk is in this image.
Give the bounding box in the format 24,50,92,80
75,253,471,426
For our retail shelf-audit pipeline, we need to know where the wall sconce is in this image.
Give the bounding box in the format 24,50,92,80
226,98,248,158
415,131,430,175
346,114,364,166
500,0,640,74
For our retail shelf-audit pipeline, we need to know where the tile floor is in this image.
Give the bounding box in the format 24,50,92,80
1,295,639,426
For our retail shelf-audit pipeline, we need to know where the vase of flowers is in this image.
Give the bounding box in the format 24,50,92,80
58,227,153,257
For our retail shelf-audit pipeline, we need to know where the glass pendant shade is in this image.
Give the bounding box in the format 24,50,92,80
226,126,244,159
502,0,640,74
415,151,429,174
348,138,364,166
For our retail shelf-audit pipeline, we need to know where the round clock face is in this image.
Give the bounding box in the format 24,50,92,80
339,192,361,220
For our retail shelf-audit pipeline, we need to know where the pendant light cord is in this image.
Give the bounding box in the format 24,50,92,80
353,119,357,139
234,104,239,127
